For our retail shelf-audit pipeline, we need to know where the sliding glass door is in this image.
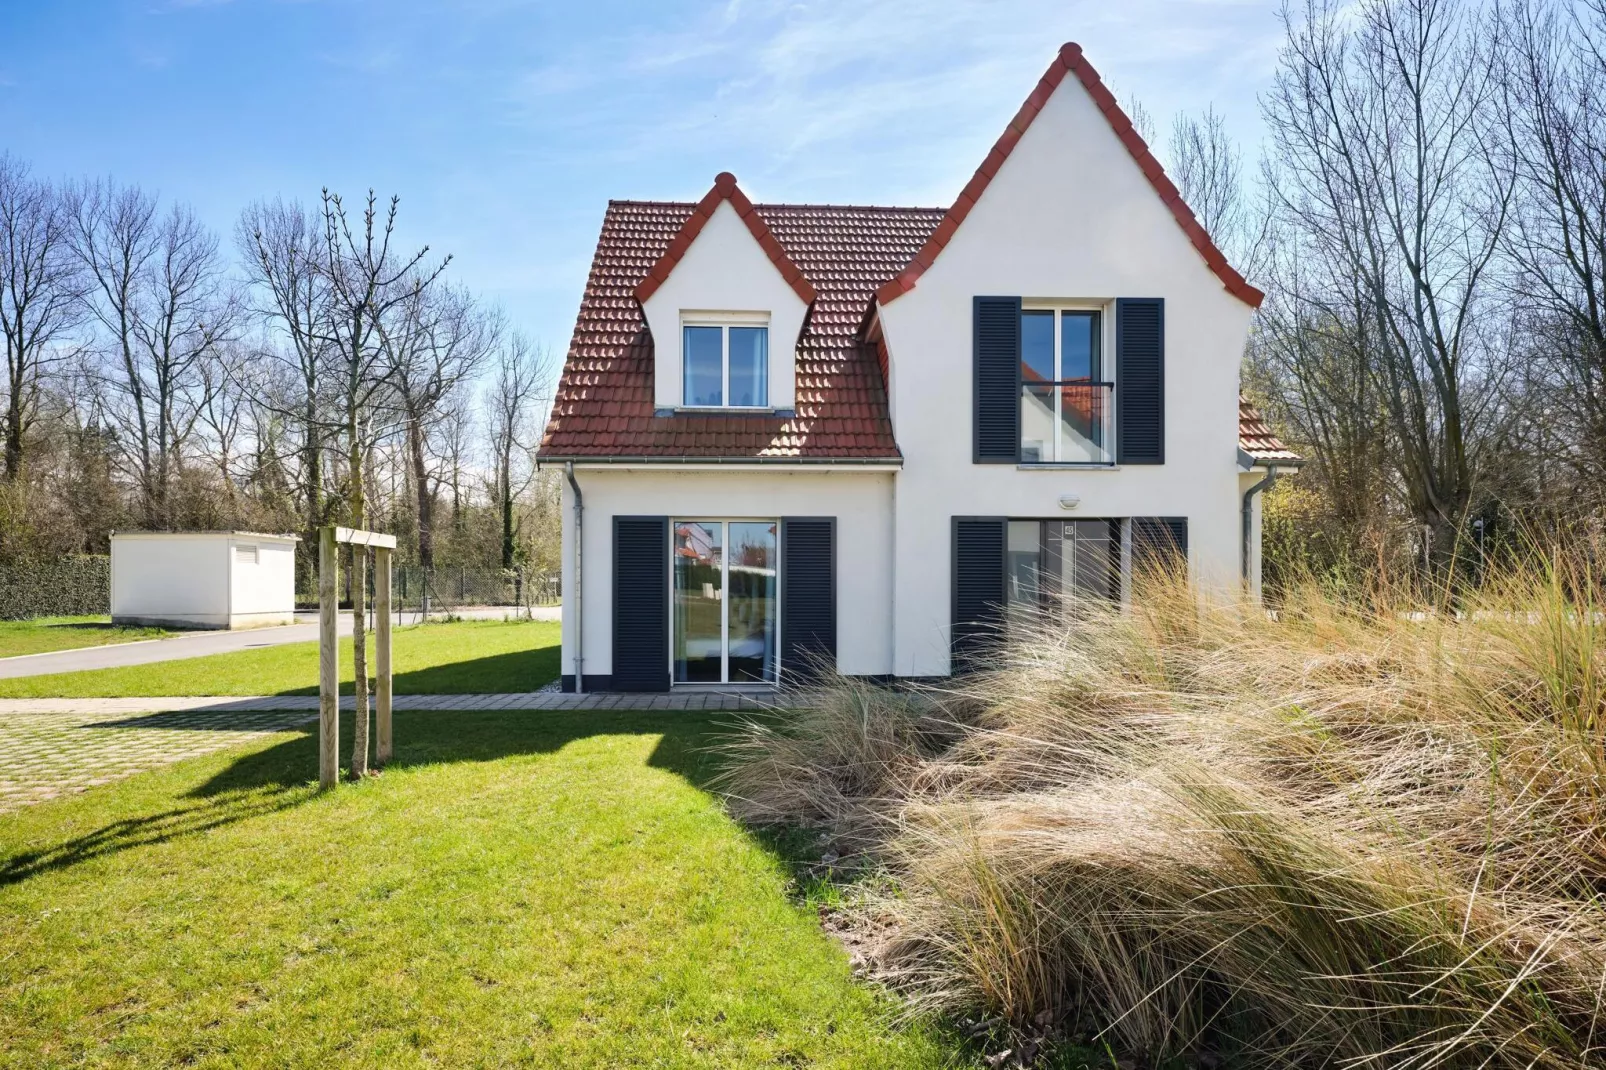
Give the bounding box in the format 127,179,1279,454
672,520,778,684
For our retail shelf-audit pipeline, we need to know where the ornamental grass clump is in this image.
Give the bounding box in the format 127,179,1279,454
718,556,1606,1067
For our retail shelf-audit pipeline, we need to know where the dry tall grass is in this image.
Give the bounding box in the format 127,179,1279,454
718,559,1606,1067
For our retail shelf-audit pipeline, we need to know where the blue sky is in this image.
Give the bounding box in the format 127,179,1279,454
0,0,1286,365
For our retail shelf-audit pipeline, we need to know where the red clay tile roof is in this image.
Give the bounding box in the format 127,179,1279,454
633,173,818,308
875,42,1265,310
538,194,1294,463
1239,397,1302,464
538,199,944,461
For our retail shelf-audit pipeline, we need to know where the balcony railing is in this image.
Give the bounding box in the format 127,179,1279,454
1019,380,1114,465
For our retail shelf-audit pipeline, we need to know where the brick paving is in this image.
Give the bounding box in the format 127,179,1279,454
0,691,792,816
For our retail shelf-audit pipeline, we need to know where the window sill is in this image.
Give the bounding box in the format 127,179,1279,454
1015,462,1120,471
658,406,789,417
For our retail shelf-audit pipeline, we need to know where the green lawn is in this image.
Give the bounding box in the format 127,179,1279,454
0,710,971,1069
0,619,561,698
0,617,168,658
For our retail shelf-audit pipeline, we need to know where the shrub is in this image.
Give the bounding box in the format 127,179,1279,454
720,561,1606,1067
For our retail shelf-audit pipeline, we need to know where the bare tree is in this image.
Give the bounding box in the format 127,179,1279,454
70,182,236,526
0,156,82,482
1264,0,1514,575
487,332,551,571
319,189,447,777
381,283,497,569
239,199,334,545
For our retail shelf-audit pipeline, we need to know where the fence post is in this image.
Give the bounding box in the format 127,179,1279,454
318,526,339,789
375,545,392,766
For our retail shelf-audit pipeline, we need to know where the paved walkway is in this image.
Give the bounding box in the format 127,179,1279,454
0,690,789,816
0,605,561,680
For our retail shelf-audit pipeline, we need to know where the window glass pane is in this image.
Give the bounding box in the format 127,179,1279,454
1061,312,1099,381
1053,520,1118,608
727,522,777,682
1021,310,1055,384
1020,384,1054,462
683,326,723,406
1007,521,1043,608
673,522,723,682
1058,383,1108,463
728,327,768,407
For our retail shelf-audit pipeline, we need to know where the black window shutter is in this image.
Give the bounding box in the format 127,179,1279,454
952,517,1007,670
1131,517,1189,578
612,516,669,692
1116,298,1165,464
974,297,1022,463
780,517,835,682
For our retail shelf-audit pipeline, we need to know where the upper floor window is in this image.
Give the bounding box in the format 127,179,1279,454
1020,307,1111,464
683,321,769,408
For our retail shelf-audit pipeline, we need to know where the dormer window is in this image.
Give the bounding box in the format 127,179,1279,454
681,316,769,408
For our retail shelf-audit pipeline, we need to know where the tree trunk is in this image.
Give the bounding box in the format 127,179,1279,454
499,450,514,570
408,416,434,569
348,385,369,778
4,388,24,482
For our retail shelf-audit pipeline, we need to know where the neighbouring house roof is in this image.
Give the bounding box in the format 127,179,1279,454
1238,398,1302,465
875,42,1265,310
538,198,943,461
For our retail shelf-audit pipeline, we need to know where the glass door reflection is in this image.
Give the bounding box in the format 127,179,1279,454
672,520,778,684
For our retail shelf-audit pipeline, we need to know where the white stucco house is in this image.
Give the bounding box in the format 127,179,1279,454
536,42,1299,692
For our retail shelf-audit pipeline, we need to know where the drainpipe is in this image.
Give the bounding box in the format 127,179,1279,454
564,462,585,694
1242,465,1280,588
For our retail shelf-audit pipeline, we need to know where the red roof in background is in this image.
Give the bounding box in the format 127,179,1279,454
1239,397,1302,464
538,199,943,461
876,43,1265,310
633,173,818,308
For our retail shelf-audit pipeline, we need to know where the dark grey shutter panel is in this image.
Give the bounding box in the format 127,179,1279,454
1131,517,1189,577
952,517,1007,669
974,297,1022,463
612,516,669,692
1116,298,1165,464
780,517,835,682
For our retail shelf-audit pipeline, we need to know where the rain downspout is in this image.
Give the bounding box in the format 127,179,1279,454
1242,465,1280,588
564,462,584,694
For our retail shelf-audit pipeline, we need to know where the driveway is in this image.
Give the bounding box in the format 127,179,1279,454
0,605,561,681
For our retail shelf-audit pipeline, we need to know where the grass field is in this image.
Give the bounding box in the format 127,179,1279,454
0,617,168,658
0,619,561,698
0,709,971,1068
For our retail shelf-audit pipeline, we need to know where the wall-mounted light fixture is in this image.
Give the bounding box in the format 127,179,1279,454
1057,494,1081,511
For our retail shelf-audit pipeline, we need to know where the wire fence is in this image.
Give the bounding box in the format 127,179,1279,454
297,565,560,619
0,557,111,620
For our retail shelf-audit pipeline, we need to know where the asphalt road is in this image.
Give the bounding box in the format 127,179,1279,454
0,605,560,680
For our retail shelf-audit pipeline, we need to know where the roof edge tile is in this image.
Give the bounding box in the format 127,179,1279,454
632,173,820,307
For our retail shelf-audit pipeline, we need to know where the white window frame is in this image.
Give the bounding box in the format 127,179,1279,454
679,311,772,410
1020,301,1115,465
670,517,782,686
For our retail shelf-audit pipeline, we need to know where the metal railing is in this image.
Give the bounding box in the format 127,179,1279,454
1020,381,1115,465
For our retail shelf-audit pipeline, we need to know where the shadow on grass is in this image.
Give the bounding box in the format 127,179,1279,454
1,708,744,889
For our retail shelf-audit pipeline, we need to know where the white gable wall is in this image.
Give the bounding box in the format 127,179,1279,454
877,70,1256,676
642,201,808,411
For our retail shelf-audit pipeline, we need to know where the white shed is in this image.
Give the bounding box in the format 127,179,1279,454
110,531,300,630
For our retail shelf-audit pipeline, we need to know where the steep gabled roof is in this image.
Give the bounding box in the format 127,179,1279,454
875,42,1265,310
538,201,941,461
633,172,818,307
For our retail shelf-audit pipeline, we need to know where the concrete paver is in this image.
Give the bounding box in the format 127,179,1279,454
0,689,788,816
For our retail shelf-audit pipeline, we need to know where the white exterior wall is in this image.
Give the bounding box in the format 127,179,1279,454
227,536,298,627
562,468,895,680
642,200,808,411
876,69,1256,676
111,532,297,629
